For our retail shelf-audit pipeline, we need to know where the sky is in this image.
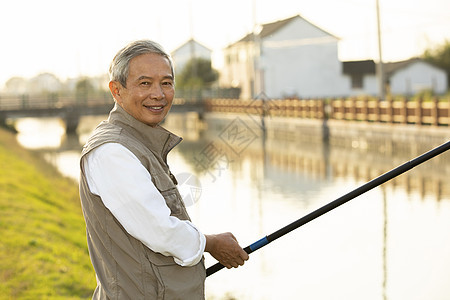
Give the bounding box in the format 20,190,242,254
1,0,449,88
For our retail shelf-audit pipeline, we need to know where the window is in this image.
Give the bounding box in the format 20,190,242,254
351,74,363,89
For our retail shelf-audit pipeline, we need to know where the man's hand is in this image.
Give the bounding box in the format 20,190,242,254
205,233,249,269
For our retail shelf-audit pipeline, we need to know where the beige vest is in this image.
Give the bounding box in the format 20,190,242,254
79,104,205,299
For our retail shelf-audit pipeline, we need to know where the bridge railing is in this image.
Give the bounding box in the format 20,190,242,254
0,93,204,112
0,94,114,111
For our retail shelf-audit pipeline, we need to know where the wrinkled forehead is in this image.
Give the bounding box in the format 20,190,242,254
127,53,174,80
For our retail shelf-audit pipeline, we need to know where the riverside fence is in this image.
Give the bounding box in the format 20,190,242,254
205,97,450,127
1,94,450,127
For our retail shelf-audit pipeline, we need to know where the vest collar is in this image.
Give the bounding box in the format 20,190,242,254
107,103,182,161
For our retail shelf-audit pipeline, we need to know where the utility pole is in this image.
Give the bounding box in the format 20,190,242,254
376,0,385,99
189,0,197,80
252,0,258,98
252,0,263,98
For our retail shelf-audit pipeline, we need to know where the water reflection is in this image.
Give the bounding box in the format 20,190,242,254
12,113,450,300
176,115,449,299
15,117,66,149
382,186,388,300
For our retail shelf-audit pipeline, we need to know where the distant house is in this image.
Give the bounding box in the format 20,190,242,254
220,15,349,99
171,39,212,73
343,58,448,96
384,58,447,95
220,15,448,99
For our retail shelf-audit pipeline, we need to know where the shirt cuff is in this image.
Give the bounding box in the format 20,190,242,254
173,223,206,267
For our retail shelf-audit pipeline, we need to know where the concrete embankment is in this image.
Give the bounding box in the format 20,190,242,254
204,111,450,152
202,112,450,200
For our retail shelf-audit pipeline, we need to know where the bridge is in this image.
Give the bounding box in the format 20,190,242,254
0,94,206,132
3,94,449,134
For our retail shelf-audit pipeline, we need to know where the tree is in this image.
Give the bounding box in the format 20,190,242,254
422,40,450,88
75,77,95,101
4,77,27,94
175,57,218,89
29,73,62,95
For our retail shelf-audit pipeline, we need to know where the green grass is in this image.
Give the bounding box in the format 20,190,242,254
0,128,95,299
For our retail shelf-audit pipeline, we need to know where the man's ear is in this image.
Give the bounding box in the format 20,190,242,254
109,81,123,104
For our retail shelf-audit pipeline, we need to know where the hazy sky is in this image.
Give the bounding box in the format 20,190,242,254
1,0,449,87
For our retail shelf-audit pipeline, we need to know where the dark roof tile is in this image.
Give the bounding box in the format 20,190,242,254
343,60,376,75
229,15,337,47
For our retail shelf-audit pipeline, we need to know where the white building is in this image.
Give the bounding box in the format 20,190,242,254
344,58,448,96
171,39,212,74
220,15,448,99
221,15,350,99
385,58,448,96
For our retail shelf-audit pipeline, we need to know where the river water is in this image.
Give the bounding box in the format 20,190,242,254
13,113,450,300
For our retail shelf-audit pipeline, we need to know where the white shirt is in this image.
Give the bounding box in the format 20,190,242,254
82,142,206,267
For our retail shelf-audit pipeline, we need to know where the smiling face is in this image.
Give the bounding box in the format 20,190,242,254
109,53,175,127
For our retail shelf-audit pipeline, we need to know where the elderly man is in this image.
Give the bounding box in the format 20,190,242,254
79,40,248,299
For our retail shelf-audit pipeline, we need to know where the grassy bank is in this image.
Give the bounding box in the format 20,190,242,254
0,128,95,299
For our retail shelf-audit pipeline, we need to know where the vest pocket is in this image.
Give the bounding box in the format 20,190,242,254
152,172,189,221
144,248,205,299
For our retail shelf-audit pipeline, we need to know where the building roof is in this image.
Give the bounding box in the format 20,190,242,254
383,58,427,76
229,14,338,47
343,58,446,78
171,38,212,55
343,60,376,75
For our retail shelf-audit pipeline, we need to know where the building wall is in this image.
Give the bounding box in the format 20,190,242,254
389,61,448,95
344,74,378,97
220,42,255,99
220,17,449,100
172,40,212,74
361,75,378,96
261,17,350,98
221,17,355,99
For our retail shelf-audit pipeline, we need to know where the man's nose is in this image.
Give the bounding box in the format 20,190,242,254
149,84,164,100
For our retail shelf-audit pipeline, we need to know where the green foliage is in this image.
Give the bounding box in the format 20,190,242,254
175,57,218,89
422,40,450,87
76,78,95,93
0,129,95,299
75,77,95,100
411,89,435,101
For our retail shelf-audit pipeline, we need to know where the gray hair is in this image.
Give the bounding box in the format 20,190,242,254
109,40,174,88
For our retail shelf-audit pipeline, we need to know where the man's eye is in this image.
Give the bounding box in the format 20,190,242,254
162,81,173,86
140,81,150,86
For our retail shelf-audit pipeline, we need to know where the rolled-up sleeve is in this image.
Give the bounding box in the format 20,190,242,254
82,142,205,267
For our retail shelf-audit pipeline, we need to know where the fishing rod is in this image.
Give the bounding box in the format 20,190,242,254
206,140,450,277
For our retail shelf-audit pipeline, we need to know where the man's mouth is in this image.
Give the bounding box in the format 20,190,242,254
143,104,165,112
